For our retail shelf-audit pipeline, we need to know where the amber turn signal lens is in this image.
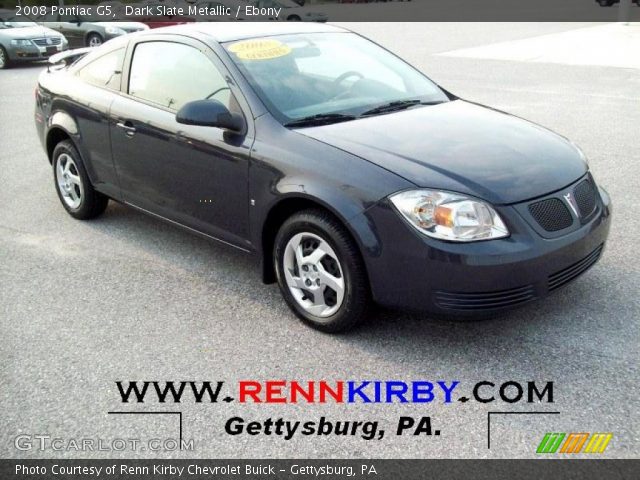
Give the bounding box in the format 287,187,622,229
434,206,454,227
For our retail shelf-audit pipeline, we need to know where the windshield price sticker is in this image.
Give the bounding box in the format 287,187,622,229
229,39,292,61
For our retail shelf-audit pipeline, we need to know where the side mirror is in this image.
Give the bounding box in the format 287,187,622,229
176,100,245,133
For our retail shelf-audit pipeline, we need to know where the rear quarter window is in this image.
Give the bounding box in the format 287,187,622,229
78,48,125,91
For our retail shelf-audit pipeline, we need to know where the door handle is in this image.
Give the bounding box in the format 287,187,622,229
116,121,136,137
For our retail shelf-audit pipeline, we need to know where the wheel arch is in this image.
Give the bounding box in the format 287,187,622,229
46,109,81,163
259,194,374,285
46,127,73,164
84,30,104,46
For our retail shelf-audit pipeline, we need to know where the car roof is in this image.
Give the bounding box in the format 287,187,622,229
149,22,348,43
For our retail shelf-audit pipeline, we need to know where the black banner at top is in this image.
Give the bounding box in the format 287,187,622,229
2,0,640,22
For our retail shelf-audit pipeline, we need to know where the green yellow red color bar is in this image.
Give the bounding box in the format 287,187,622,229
537,433,612,454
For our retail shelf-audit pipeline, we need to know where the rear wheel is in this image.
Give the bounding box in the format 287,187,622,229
0,46,10,69
52,140,108,219
86,33,103,47
274,209,369,332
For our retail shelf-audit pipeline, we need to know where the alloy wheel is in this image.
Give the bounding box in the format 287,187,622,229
282,232,345,319
56,153,84,209
88,36,102,47
0,49,6,69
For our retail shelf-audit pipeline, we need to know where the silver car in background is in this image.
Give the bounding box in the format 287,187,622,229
0,12,68,69
37,7,148,48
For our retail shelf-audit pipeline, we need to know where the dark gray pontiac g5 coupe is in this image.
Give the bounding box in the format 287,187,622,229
35,23,611,332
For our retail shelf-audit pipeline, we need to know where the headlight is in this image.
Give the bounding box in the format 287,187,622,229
105,26,126,35
389,190,509,242
11,39,32,46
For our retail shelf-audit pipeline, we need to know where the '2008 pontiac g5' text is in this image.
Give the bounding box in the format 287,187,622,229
35,23,611,332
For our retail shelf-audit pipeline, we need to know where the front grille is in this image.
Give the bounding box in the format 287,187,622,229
574,179,597,218
548,244,604,291
32,37,62,46
434,285,536,311
528,198,573,232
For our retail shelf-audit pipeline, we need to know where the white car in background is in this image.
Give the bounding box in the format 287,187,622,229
253,0,328,21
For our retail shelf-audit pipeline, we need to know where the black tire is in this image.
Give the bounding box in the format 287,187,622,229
52,140,109,220
274,209,370,333
287,15,301,21
0,46,10,70
86,33,103,47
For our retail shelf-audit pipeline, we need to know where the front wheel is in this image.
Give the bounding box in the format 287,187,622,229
52,140,109,219
0,46,10,69
274,209,370,332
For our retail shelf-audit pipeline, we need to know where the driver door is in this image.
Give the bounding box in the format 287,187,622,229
109,37,253,248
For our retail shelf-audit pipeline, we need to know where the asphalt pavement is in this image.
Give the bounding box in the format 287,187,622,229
0,23,638,459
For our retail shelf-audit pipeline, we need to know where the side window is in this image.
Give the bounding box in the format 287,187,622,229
128,41,234,112
78,48,125,90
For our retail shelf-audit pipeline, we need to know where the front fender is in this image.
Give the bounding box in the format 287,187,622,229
249,116,412,281
266,183,382,259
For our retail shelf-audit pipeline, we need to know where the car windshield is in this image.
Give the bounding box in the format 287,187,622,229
224,32,449,124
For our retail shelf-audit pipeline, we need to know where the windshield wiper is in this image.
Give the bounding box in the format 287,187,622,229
360,100,443,117
285,113,357,128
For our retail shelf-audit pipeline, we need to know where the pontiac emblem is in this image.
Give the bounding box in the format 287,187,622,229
564,192,579,217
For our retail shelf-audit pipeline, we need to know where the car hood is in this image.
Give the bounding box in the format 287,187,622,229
298,100,588,205
0,26,61,39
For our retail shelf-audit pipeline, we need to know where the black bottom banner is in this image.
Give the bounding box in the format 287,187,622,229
2,459,638,480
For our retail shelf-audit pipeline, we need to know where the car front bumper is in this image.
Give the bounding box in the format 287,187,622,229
360,178,612,316
8,43,67,62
